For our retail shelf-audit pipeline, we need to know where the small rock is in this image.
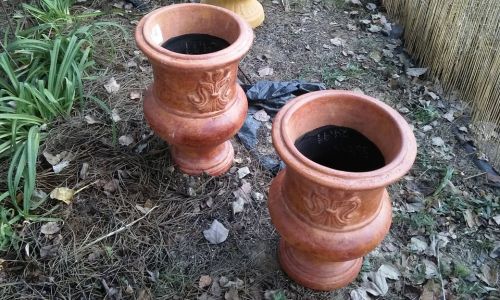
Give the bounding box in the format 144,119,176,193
459,126,468,133
252,192,264,202
347,24,358,31
431,137,445,147
130,91,141,100
257,67,273,77
366,3,377,11
118,135,134,146
406,67,428,77
359,19,372,25
330,37,345,47
237,167,250,179
199,275,213,289
367,25,382,33
422,125,433,132
253,110,270,122
398,107,410,114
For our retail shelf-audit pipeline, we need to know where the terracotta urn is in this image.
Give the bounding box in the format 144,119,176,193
135,4,253,176
201,0,265,28
268,90,417,290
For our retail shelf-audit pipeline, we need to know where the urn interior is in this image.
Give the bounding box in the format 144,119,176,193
142,5,241,56
284,94,404,173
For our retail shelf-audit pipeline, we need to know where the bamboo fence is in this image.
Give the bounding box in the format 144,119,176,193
383,0,500,167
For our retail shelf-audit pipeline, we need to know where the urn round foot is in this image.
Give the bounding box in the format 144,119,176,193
279,239,363,291
171,141,234,176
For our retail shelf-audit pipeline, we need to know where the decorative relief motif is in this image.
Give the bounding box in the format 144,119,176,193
188,69,232,113
304,189,361,228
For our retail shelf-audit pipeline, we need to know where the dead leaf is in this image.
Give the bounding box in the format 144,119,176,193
406,67,428,77
40,244,58,258
237,167,250,179
84,115,100,124
369,51,382,62
103,179,119,194
478,264,497,286
409,237,428,253
203,220,229,244
119,135,134,146
350,288,371,300
40,222,61,235
378,264,401,280
42,151,61,165
130,91,141,100
423,259,439,279
104,77,120,94
199,275,212,289
330,37,345,47
53,160,70,174
111,109,121,122
463,209,477,227
232,197,245,214
362,272,388,296
258,67,273,77
420,280,441,300
80,162,89,179
442,110,455,122
50,187,75,204
224,288,239,300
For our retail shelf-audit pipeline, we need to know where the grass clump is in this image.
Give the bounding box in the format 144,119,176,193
0,0,121,251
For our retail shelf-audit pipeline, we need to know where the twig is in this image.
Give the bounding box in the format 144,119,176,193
238,66,253,85
436,244,446,300
463,172,486,180
77,206,158,253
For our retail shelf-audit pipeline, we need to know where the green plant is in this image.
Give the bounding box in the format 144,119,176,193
321,63,363,86
410,211,437,233
413,103,439,124
0,0,121,251
22,0,102,33
453,262,471,278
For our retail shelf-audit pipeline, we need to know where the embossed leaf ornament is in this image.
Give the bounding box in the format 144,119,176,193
188,69,232,113
305,189,361,228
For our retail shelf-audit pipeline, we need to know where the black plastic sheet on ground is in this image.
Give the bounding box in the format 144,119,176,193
237,80,326,172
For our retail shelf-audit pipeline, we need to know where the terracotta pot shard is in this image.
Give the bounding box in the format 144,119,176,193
268,90,417,290
135,4,254,176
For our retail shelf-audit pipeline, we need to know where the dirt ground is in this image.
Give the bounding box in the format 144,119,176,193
1,0,499,299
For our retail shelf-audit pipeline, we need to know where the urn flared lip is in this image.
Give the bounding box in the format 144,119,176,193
272,90,418,190
135,3,254,69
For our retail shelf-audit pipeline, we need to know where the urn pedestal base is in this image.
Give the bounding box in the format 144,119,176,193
171,141,234,176
279,240,363,291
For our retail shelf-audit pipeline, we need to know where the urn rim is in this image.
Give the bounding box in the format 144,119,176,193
272,90,417,190
135,3,254,68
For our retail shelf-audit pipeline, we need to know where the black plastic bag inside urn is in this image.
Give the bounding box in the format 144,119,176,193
162,34,230,55
295,125,385,172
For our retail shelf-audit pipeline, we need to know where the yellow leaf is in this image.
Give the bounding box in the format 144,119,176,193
49,187,75,204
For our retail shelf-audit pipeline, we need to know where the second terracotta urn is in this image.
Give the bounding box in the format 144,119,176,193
268,90,417,290
135,4,253,176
